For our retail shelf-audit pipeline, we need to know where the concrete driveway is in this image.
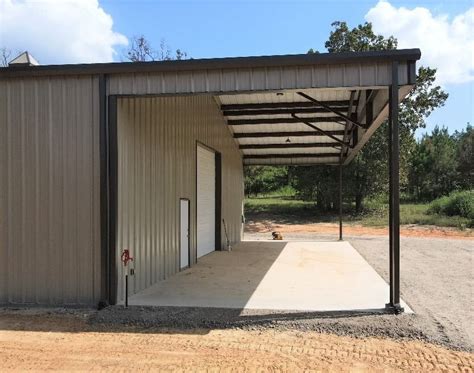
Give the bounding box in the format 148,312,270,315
129,240,410,312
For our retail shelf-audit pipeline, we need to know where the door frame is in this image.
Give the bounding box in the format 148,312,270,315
195,141,222,263
179,198,191,270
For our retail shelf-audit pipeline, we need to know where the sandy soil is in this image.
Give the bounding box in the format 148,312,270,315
246,220,474,240
0,312,473,372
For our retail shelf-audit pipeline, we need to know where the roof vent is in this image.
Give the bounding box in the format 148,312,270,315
8,51,39,67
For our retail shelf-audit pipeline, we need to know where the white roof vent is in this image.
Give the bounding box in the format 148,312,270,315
9,51,39,66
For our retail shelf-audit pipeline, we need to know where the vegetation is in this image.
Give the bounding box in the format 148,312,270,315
244,166,290,197
245,196,473,229
124,35,187,62
427,190,474,221
1,47,11,67
244,124,473,228
408,125,473,200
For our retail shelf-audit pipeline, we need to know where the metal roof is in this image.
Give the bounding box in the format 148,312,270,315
1,49,421,166
0,49,420,78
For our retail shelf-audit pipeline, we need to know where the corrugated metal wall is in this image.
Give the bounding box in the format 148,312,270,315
0,76,101,305
107,61,410,96
116,95,244,301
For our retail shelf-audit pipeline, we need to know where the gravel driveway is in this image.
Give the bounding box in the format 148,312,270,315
351,235,473,351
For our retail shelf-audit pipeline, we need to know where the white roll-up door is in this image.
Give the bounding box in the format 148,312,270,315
197,145,215,258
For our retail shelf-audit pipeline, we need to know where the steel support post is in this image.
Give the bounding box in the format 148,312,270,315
387,61,403,313
339,162,343,241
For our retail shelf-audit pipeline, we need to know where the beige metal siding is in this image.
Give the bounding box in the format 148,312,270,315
117,95,244,300
108,62,410,96
0,77,101,305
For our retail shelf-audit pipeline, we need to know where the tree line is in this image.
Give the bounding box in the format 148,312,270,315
244,123,472,210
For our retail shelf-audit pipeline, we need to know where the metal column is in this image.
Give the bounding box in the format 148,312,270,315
339,162,343,241
387,61,403,313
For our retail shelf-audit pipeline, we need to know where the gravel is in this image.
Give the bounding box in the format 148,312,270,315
351,234,473,351
88,234,473,352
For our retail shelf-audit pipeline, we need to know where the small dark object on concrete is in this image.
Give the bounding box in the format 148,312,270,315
272,231,283,240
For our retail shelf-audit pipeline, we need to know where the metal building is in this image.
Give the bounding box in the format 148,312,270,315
0,49,421,311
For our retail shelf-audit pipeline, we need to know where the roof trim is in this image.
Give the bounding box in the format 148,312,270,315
0,49,421,78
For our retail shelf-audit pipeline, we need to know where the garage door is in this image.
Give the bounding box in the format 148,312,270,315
197,145,215,258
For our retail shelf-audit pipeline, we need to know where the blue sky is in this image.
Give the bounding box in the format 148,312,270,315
101,0,469,59
100,0,473,137
1,0,473,137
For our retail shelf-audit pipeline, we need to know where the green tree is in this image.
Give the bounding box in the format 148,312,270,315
125,35,188,62
454,123,474,189
295,21,448,211
244,166,288,197
409,126,459,199
290,166,339,210
324,21,397,52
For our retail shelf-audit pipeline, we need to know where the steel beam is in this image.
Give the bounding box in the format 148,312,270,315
339,161,343,241
291,114,352,147
386,60,403,314
337,91,357,241
227,116,344,126
107,95,118,306
365,90,374,126
297,92,366,129
239,142,343,149
243,153,340,159
224,107,350,116
98,74,109,308
352,127,359,148
233,130,345,138
221,100,353,111
340,91,357,160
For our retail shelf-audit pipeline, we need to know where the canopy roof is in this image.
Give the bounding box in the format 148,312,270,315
219,89,356,165
1,49,421,165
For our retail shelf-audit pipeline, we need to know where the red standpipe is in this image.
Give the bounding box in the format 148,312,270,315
121,249,133,307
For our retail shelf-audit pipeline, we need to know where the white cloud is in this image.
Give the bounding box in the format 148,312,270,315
0,0,128,64
366,1,474,85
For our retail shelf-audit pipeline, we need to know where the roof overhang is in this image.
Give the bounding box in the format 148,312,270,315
0,49,420,78
1,49,421,166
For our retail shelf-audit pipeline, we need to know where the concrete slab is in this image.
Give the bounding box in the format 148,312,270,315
128,241,411,312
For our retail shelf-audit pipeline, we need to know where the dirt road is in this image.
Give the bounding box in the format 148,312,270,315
245,221,473,240
0,312,473,371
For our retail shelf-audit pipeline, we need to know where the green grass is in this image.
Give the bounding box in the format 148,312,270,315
359,203,471,228
245,196,472,229
245,197,336,223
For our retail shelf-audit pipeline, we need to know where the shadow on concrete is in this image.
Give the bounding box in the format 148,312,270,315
127,241,290,310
